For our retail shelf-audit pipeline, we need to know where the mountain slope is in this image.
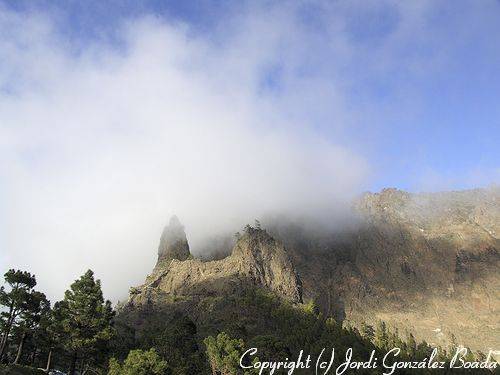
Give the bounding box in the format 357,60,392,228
277,188,499,353
123,187,499,354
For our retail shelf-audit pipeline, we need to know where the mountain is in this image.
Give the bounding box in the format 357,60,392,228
121,187,499,356
274,187,499,354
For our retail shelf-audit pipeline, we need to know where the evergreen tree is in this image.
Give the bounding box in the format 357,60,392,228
35,300,65,373
153,313,207,374
388,327,405,353
108,349,168,375
248,335,290,364
12,291,49,365
359,322,375,341
374,320,389,350
415,340,432,359
57,270,115,375
204,332,255,375
302,299,319,315
0,269,37,361
448,333,459,359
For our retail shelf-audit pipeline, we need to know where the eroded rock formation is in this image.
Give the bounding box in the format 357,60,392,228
129,221,302,308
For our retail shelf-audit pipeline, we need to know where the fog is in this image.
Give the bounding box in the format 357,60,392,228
0,6,371,301
1,2,498,302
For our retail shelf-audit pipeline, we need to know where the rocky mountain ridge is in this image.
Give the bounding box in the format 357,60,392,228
129,223,302,307
124,187,499,354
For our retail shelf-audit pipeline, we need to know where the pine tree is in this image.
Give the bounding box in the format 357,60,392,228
374,320,389,350
475,350,487,362
249,335,290,365
108,348,168,375
0,269,37,361
360,322,375,341
254,220,261,230
415,340,432,359
448,333,458,359
42,300,68,372
406,331,417,358
57,270,115,375
204,332,254,375
12,290,49,365
303,299,319,315
153,313,207,374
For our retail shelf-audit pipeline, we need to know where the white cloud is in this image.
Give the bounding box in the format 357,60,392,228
0,6,368,302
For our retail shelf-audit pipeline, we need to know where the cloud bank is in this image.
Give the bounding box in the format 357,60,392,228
0,5,370,301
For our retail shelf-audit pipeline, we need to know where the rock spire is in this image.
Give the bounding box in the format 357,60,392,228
157,215,190,265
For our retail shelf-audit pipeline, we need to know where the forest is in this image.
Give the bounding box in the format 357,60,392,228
0,268,494,375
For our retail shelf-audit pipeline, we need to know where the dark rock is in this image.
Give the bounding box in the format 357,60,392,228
157,215,190,265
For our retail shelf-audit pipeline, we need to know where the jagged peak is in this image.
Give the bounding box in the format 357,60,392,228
230,224,303,302
157,215,190,265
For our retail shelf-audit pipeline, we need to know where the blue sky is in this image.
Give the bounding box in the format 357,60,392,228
1,0,499,299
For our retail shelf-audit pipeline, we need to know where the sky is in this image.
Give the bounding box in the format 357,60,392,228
1,0,499,301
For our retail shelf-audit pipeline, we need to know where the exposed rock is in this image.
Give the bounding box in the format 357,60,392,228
129,226,302,308
156,215,190,267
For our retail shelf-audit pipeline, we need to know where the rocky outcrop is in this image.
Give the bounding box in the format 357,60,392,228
156,216,190,267
129,223,302,308
231,226,302,302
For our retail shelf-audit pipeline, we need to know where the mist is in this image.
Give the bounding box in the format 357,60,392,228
1,1,499,302
0,5,370,302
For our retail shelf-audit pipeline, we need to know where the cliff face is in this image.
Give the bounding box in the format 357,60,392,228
125,187,499,353
129,225,302,308
280,187,499,353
